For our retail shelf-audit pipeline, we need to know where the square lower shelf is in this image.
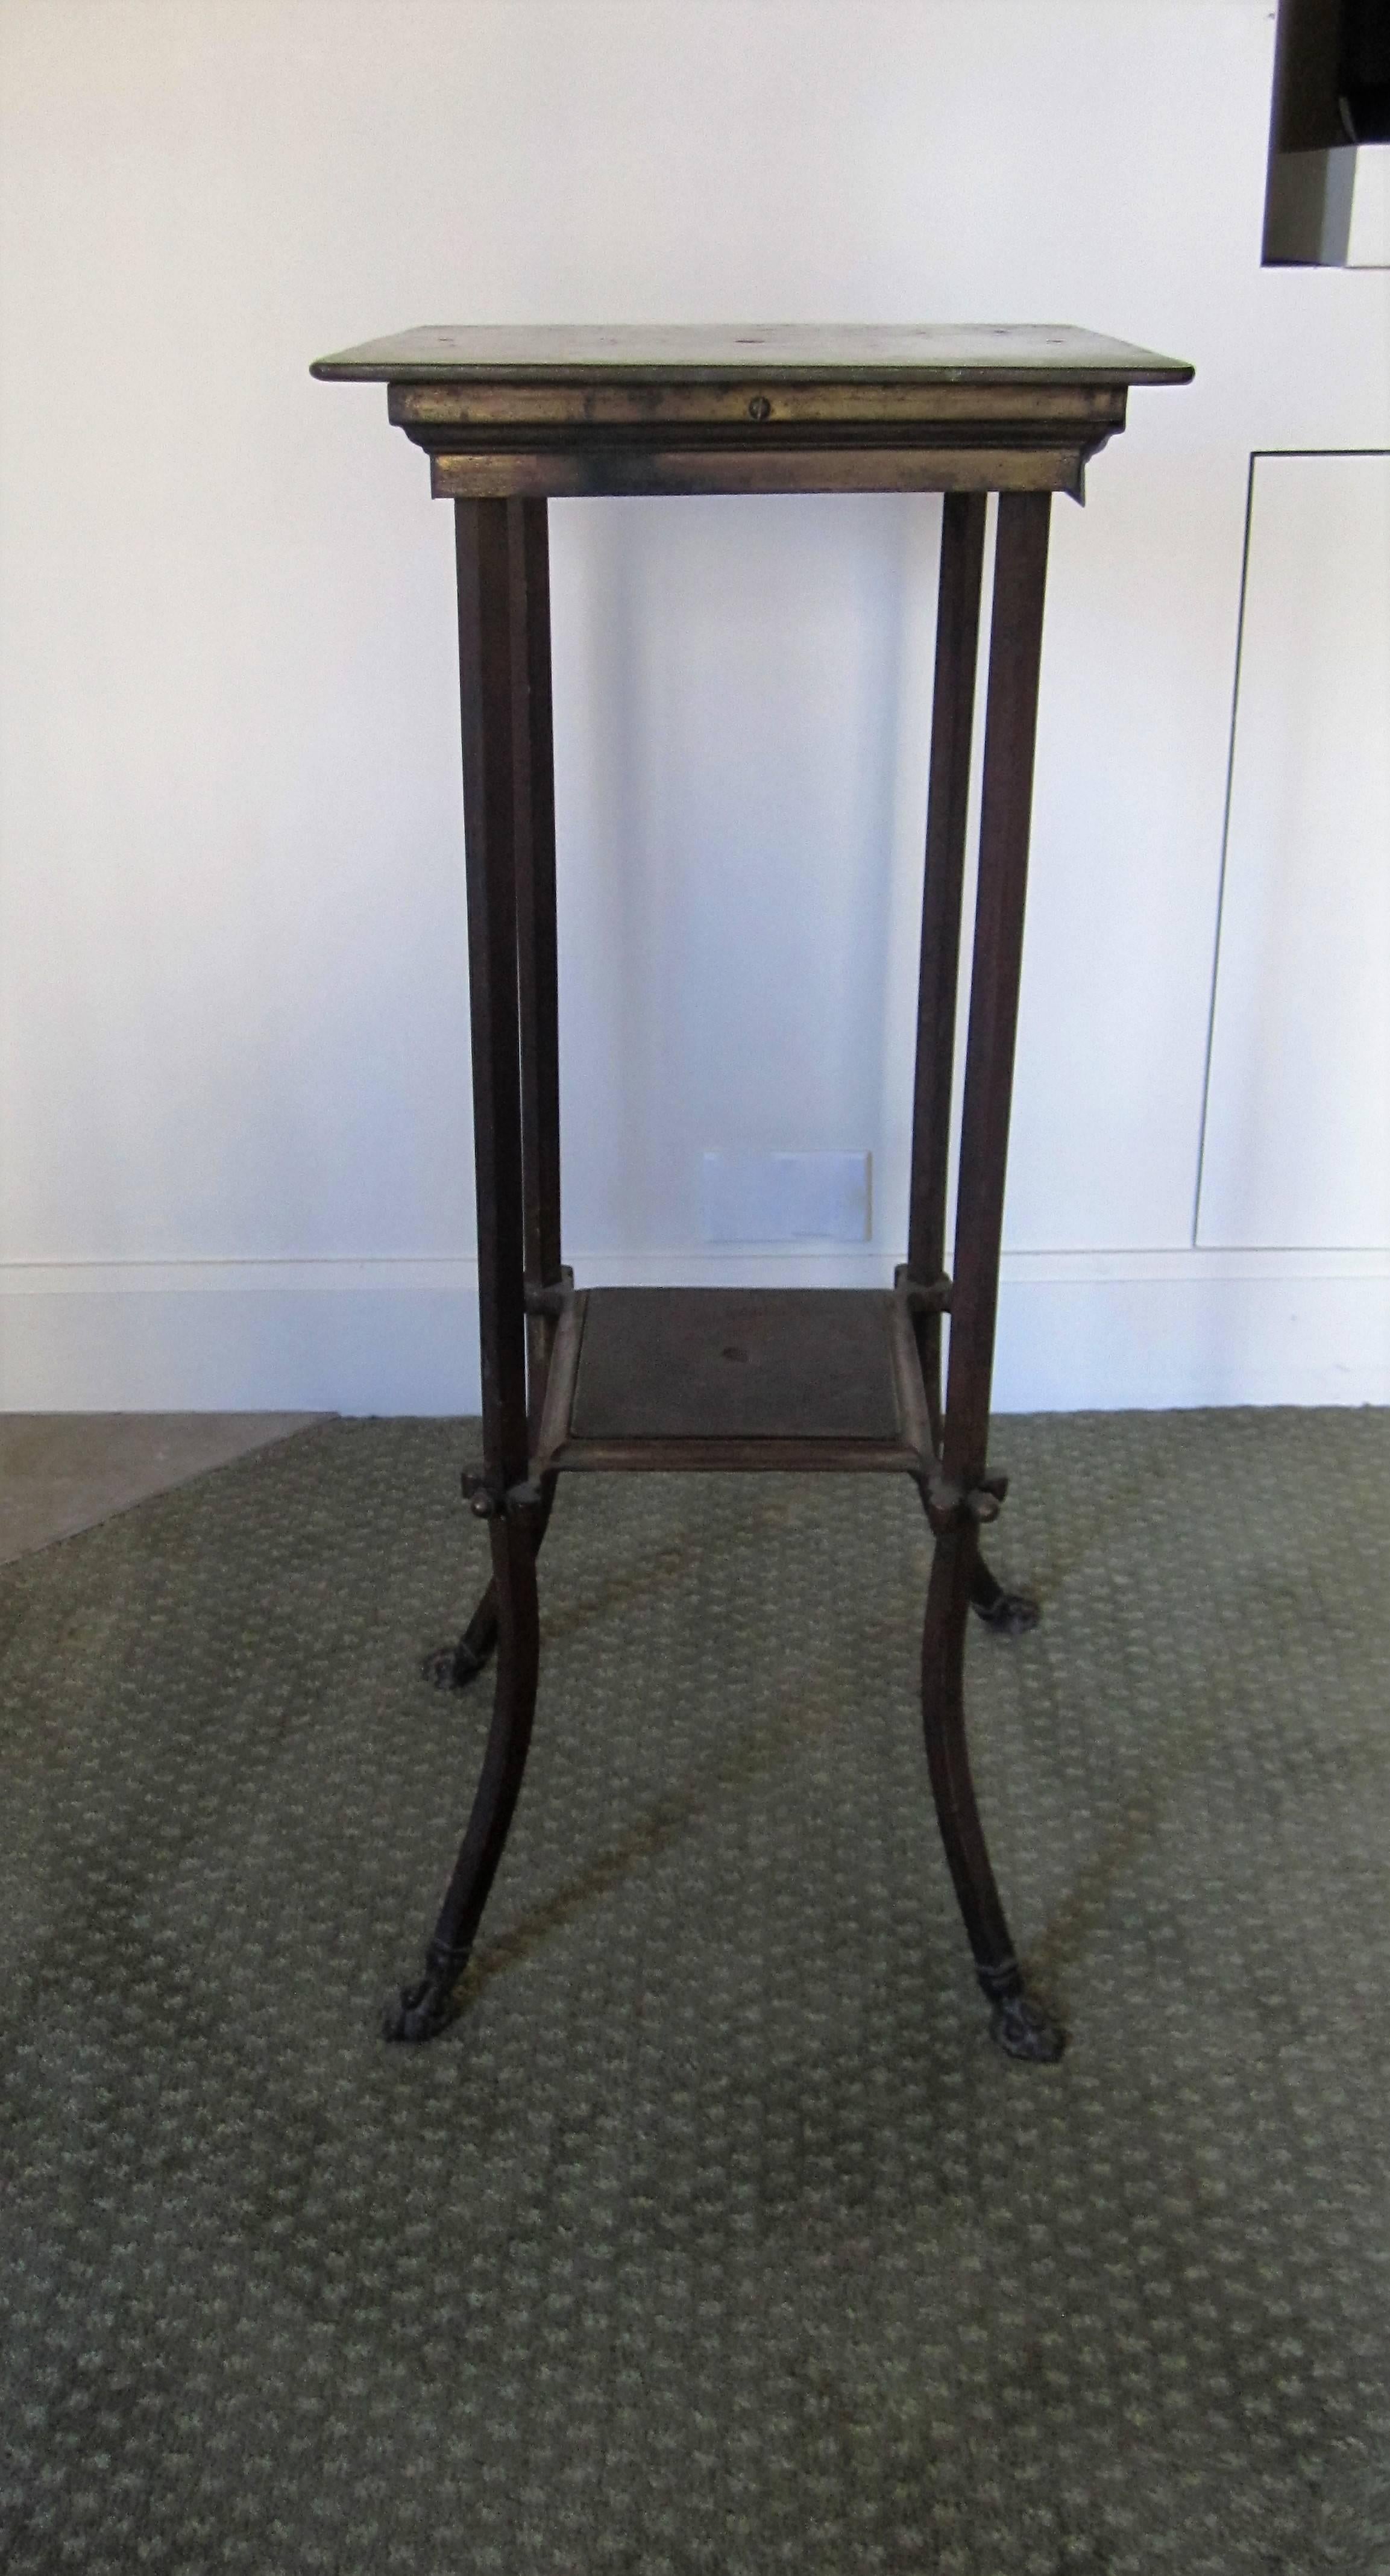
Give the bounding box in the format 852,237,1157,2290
536,1286,933,1473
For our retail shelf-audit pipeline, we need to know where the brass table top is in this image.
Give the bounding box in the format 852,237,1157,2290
310,321,1191,384
311,322,1192,500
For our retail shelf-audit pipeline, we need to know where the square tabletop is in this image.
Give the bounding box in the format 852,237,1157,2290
312,324,1192,500
310,322,1191,385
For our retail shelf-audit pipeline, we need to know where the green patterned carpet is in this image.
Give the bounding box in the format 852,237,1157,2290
2,1411,1389,2575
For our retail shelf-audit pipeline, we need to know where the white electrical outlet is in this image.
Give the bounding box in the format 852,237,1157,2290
700,1152,872,1245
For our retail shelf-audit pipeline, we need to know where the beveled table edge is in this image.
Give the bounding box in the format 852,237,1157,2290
310,321,1195,387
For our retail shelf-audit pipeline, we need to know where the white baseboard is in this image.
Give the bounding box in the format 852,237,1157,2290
1,1250,1386,1413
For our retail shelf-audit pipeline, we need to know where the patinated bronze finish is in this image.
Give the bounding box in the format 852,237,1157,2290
312,323,1192,2058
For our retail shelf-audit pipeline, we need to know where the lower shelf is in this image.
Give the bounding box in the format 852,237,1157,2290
535,1286,934,1474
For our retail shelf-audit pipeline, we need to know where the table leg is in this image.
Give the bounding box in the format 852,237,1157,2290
906,492,1038,1636
967,1554,1039,1635
388,498,541,2042
908,490,985,1444
427,497,565,1694
921,490,1063,2063
512,498,565,1429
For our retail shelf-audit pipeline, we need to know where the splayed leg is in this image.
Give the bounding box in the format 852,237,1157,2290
921,1523,1064,2062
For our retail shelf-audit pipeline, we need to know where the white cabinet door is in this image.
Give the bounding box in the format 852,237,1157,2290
1198,451,1390,1250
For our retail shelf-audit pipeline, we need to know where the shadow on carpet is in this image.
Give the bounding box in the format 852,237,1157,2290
2,1411,1389,2575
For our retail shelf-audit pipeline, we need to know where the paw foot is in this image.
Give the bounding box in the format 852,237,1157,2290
420,1635,494,1690
383,1970,461,2043
990,1990,1066,2063
973,1587,1040,1638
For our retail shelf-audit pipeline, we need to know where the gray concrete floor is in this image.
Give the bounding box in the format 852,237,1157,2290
0,1415,327,1567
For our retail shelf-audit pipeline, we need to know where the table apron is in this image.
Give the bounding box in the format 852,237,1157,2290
429,445,1096,498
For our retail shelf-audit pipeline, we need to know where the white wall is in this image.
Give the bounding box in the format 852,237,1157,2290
1,0,1387,1413
1198,453,1390,1252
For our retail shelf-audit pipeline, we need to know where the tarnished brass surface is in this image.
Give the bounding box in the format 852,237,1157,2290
427,447,1095,499
313,324,1189,500
312,325,1187,501
311,322,1192,383
388,380,1129,431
